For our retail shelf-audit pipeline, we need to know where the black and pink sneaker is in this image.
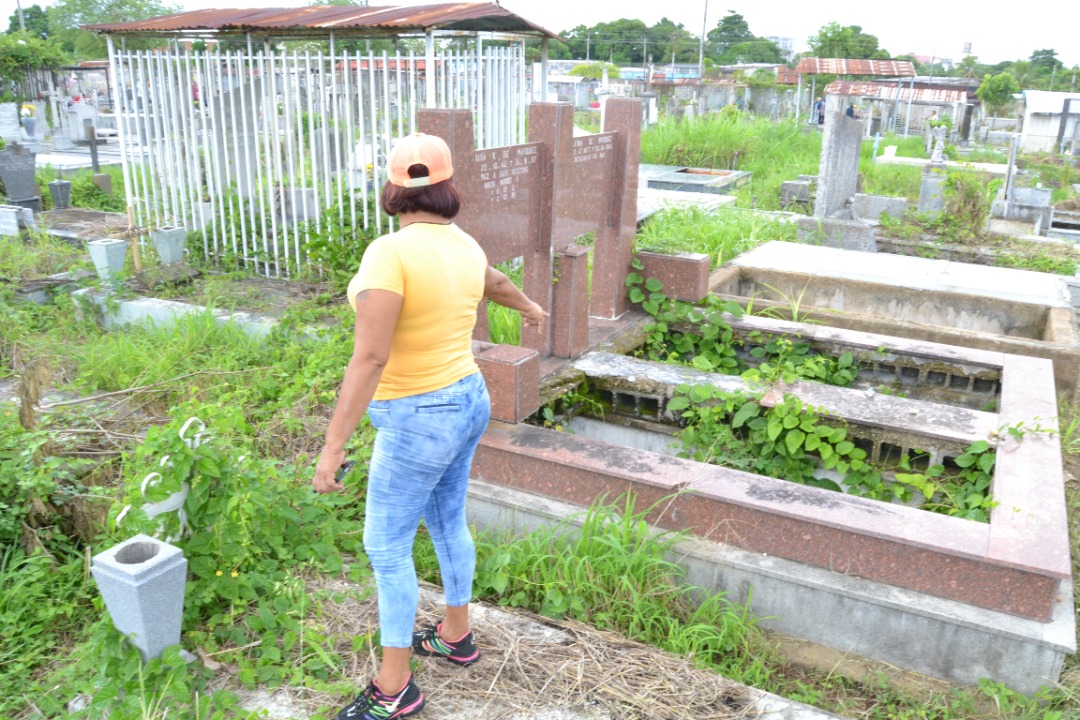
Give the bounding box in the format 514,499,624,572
336,674,425,720
412,623,481,666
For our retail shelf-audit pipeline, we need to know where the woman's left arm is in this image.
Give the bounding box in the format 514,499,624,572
312,289,403,493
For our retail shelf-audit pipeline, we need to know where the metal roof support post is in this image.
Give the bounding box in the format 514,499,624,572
904,75,914,137
795,72,802,122
541,37,549,102
425,30,436,108
106,33,136,235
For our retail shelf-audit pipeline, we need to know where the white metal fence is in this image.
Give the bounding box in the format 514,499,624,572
108,43,526,277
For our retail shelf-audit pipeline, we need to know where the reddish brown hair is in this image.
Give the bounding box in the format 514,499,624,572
381,164,462,218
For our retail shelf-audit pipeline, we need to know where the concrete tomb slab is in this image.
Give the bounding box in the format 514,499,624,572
469,311,1074,692
711,242,1080,398
645,166,752,195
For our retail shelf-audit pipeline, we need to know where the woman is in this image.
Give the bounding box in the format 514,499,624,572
312,132,546,720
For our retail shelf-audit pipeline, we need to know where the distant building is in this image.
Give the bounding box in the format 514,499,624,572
713,63,785,80
1019,90,1080,153
910,54,955,72
544,59,583,76
764,36,796,63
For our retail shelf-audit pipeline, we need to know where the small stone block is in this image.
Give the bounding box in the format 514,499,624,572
91,534,187,662
780,180,812,205
93,173,113,195
552,245,590,358
475,344,540,423
636,251,710,302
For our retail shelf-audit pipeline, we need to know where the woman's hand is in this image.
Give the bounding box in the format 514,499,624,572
484,267,548,327
312,447,346,493
521,301,548,329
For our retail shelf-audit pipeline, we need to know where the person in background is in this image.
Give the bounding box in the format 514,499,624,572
814,96,824,125
312,132,546,720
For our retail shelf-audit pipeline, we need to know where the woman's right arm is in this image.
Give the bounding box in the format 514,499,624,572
311,288,402,493
483,266,547,327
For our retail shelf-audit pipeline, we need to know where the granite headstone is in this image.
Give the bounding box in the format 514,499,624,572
0,144,39,202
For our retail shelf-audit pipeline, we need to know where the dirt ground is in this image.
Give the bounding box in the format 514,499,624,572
131,273,341,319
212,582,761,720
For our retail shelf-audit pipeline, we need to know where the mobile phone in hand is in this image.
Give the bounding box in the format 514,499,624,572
335,461,356,483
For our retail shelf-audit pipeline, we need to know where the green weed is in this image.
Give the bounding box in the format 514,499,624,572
471,494,771,678
0,227,88,281
636,205,796,266
640,114,820,211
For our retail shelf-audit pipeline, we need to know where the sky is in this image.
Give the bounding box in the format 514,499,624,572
5,0,1079,69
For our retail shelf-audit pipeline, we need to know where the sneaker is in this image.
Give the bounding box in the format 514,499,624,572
412,623,480,666
336,675,425,720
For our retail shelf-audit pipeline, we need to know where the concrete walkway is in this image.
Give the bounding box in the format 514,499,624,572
874,154,1009,177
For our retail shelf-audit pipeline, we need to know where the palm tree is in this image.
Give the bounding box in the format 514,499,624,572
956,55,978,79
1007,60,1032,89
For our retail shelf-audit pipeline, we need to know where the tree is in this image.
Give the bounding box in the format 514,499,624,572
808,22,887,59
1006,60,1033,88
718,39,782,65
648,17,698,65
6,4,51,39
47,0,180,58
568,62,619,80
588,18,648,65
555,24,589,59
0,32,67,99
976,72,1020,116
706,12,752,57
1028,48,1063,73
954,55,980,80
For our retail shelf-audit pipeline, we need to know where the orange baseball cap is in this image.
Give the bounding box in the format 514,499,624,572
387,133,454,188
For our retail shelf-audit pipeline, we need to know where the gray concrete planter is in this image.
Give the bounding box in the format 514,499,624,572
87,237,128,285
152,226,188,265
90,534,187,662
48,180,72,209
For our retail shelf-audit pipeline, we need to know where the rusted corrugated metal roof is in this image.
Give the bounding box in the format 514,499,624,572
825,80,967,103
776,67,799,85
796,58,916,76
84,3,559,38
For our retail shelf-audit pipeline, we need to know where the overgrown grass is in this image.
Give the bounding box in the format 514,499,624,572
574,110,601,134
0,227,88,281
35,164,127,213
860,162,924,201
641,116,944,211
1026,157,1080,204
487,261,524,345
68,310,268,400
0,546,95,718
468,495,773,682
635,205,795,266
871,133,928,159
641,113,821,210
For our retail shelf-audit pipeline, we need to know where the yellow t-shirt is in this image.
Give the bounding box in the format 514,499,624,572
347,222,488,400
